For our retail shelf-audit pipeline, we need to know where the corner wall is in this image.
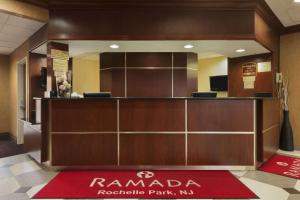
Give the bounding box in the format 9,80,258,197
0,55,10,133
280,33,300,148
72,57,100,95
198,56,228,97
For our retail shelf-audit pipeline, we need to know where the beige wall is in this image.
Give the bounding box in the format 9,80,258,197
198,56,228,97
280,33,300,148
0,55,10,133
72,57,100,95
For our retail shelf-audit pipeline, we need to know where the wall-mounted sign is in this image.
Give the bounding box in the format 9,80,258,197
242,62,257,76
242,62,257,89
51,49,69,73
51,49,69,60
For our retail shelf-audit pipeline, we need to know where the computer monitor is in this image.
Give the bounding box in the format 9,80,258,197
209,75,228,91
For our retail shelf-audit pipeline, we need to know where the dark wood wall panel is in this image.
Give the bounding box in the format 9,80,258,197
29,53,47,122
100,53,125,69
100,69,125,97
173,69,187,97
100,52,197,97
126,52,172,67
49,9,255,40
120,134,185,165
100,69,112,93
111,69,125,97
187,69,198,96
188,134,254,165
228,53,273,97
262,99,280,130
52,134,118,165
51,100,117,132
126,69,172,97
119,99,185,132
173,53,187,68
187,100,254,132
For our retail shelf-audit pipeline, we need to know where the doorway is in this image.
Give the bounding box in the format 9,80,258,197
16,57,28,144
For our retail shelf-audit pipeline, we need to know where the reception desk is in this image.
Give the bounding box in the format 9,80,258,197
41,97,280,170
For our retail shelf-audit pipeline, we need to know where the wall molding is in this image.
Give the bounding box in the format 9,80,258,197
282,24,300,35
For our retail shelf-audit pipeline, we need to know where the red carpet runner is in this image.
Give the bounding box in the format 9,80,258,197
33,170,257,199
260,154,300,179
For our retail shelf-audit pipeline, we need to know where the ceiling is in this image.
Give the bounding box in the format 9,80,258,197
265,0,300,27
0,11,45,55
32,40,269,59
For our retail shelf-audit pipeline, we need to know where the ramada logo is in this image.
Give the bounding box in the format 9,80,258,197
137,171,154,179
90,171,201,188
276,162,289,167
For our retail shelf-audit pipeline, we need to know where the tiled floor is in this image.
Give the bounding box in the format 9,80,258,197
0,152,300,200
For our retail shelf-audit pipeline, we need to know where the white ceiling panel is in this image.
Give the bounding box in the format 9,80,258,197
2,24,33,37
6,15,44,30
265,0,300,27
0,46,14,54
0,11,45,55
0,32,26,43
0,41,19,48
33,40,270,59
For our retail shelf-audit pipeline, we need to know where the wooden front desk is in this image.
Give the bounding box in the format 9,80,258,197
41,97,279,170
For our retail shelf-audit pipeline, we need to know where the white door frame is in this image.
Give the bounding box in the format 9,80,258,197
16,57,29,144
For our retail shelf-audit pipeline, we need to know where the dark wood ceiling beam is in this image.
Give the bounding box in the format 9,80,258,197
17,0,300,35
18,0,259,9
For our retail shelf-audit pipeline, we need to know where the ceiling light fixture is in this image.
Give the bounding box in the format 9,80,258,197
294,0,300,3
184,44,194,49
109,44,119,49
236,49,246,53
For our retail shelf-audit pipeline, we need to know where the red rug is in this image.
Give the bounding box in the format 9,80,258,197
33,170,257,199
260,154,300,179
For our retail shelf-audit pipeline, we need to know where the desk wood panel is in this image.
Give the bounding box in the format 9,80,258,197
120,134,185,165
52,134,118,165
100,53,125,69
262,99,280,130
187,100,254,132
188,134,254,165
51,100,117,132
119,99,185,131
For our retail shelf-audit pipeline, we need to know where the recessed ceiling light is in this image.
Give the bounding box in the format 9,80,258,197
184,44,194,49
236,49,246,53
109,44,119,49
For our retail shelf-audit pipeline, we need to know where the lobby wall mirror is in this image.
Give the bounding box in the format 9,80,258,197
30,40,272,99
